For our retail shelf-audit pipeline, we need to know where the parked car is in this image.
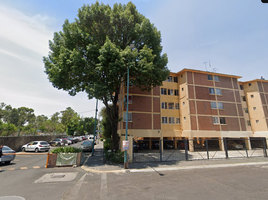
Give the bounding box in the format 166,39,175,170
80,140,93,152
133,141,139,152
49,138,68,146
21,141,50,153
227,141,244,150
0,146,16,164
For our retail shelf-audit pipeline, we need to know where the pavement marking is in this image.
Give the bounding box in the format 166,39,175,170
33,166,40,169
6,168,15,171
63,173,87,200
20,167,27,170
100,173,108,200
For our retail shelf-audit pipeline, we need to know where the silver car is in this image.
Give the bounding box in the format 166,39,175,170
0,146,16,164
80,140,93,152
21,141,50,153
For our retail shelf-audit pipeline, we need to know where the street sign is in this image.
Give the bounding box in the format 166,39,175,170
123,140,129,151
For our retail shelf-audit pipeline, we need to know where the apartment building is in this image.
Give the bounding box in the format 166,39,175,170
118,68,268,153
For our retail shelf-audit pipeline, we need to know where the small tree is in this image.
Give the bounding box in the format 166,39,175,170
44,1,169,150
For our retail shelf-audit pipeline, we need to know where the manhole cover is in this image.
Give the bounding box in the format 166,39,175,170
0,197,25,200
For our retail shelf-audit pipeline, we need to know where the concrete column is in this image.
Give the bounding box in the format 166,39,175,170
149,139,152,150
243,137,251,150
189,137,194,152
127,136,133,164
219,137,225,151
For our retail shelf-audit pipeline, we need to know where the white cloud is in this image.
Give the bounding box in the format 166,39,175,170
0,4,103,118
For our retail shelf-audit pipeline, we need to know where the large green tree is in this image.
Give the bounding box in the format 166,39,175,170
43,1,169,149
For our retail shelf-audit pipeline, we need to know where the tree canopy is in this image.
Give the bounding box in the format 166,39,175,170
43,1,169,149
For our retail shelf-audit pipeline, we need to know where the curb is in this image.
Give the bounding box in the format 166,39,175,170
81,161,268,174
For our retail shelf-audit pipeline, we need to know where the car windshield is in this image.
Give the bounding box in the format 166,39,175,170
40,142,48,145
82,141,92,145
3,146,12,150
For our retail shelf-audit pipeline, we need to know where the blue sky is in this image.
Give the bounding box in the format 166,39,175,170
0,0,267,118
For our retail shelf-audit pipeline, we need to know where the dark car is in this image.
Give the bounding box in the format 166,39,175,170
80,140,93,152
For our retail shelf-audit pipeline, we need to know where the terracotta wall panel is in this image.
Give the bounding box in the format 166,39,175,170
216,89,235,102
263,82,268,93
258,82,263,92
187,72,193,84
193,73,214,87
215,76,233,89
196,101,218,115
189,100,196,114
235,91,241,103
218,103,238,116
232,78,239,89
240,118,246,131
195,86,216,101
153,86,160,96
188,85,195,99
198,116,220,131
153,97,160,112
153,114,161,129
190,116,197,130
260,93,266,105
124,113,152,129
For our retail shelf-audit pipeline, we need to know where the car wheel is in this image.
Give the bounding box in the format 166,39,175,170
35,148,39,153
5,161,11,164
22,147,25,152
57,143,61,146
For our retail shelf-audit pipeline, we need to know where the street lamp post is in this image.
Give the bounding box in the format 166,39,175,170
124,44,134,169
91,98,98,156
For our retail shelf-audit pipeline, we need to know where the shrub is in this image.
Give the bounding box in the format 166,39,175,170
51,146,82,153
104,150,124,163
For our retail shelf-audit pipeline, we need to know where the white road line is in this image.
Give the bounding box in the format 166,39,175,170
100,173,107,200
63,173,86,200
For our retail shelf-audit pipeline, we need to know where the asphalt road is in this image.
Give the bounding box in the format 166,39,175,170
1,142,268,200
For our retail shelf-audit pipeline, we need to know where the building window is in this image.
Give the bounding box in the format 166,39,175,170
247,120,251,126
167,76,173,82
175,103,180,110
220,117,226,124
182,88,184,91
183,102,185,106
211,102,224,109
209,88,215,94
240,85,244,90
169,117,175,124
256,120,260,123
176,118,181,124
244,108,249,113
161,88,167,95
162,117,168,124
208,75,213,80
161,102,167,109
184,117,186,121
125,80,133,86
218,102,224,109
168,89,173,95
216,88,222,95
251,95,254,98
123,113,132,122
242,96,246,101
209,88,221,95
174,77,178,83
124,95,132,104
211,102,217,109
213,116,219,124
181,75,183,78
168,103,174,109
253,107,257,110
249,83,252,86
214,75,220,81
174,90,179,96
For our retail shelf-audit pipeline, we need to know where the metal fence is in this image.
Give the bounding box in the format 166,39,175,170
133,138,268,163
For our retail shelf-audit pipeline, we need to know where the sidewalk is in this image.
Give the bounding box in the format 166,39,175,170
81,141,268,173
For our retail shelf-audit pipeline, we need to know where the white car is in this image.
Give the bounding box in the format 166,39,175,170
21,141,50,153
